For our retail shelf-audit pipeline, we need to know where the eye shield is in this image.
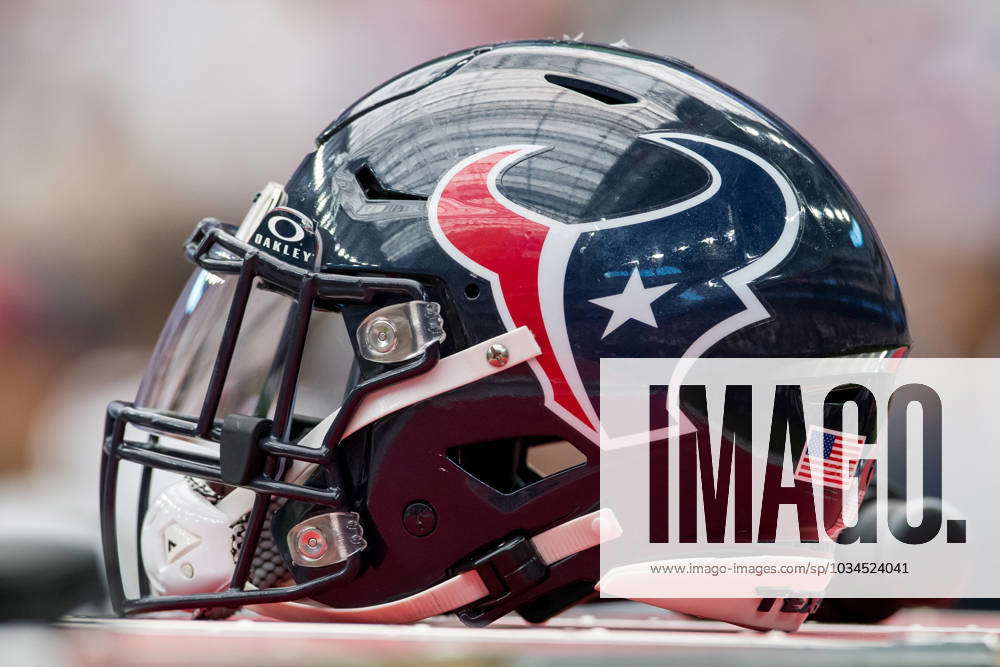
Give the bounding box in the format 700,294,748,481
132,182,445,440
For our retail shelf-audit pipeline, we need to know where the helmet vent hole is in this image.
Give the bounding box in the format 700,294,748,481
447,436,587,494
354,164,428,201
464,283,480,300
543,74,638,105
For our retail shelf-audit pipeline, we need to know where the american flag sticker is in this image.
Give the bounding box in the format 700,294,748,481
794,426,866,490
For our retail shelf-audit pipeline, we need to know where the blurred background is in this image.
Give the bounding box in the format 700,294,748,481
0,0,997,584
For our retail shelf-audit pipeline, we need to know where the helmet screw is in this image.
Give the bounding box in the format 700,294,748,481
366,318,397,355
402,501,437,537
295,526,328,560
486,343,509,367
180,562,195,579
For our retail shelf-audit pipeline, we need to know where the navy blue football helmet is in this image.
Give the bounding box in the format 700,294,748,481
100,40,908,630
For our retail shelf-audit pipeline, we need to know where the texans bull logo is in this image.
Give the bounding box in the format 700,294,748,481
428,132,800,442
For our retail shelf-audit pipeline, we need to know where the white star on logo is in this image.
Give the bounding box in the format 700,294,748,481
589,267,677,339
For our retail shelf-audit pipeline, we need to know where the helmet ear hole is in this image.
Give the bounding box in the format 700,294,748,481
447,436,586,493
464,283,481,300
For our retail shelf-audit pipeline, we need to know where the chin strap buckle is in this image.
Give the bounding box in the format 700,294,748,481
467,535,549,601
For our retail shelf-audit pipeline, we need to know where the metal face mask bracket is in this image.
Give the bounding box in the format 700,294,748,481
357,301,446,363
236,182,287,239
288,512,367,568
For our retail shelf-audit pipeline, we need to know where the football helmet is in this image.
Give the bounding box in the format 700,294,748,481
100,40,909,631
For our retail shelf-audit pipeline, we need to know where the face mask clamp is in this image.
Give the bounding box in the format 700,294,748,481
287,512,367,568
357,301,446,363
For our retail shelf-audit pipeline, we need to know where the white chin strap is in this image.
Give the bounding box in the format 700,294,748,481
248,509,622,623
140,480,240,596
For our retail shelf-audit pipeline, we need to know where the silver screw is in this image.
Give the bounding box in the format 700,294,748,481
296,526,328,560
366,318,397,354
486,343,509,367
180,562,195,579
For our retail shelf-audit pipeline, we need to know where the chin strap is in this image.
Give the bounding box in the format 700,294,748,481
246,508,622,623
